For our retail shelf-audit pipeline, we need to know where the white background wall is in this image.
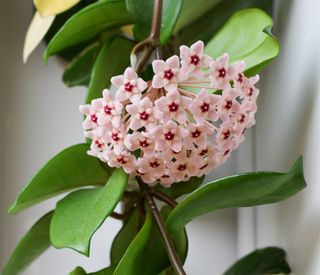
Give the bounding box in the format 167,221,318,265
1,0,319,274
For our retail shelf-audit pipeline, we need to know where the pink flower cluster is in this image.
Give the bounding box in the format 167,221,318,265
79,41,259,187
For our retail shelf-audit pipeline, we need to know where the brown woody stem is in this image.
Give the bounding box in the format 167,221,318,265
137,177,186,275
150,189,178,208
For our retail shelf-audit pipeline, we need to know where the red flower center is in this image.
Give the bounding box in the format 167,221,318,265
117,157,127,164
95,140,104,149
190,55,200,65
104,105,112,115
192,129,201,138
237,73,244,83
238,114,246,123
224,100,233,110
164,69,174,80
124,82,134,92
90,114,98,123
139,111,150,121
200,102,210,112
199,149,208,156
168,102,179,112
177,164,187,171
150,161,160,168
139,140,150,147
218,68,227,78
164,131,175,140
112,132,120,142
222,130,231,140
247,87,254,96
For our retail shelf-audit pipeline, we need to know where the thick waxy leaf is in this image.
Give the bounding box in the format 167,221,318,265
63,42,100,87
50,168,128,256
34,0,80,17
205,8,279,75
86,37,133,103
23,12,55,63
223,247,291,275
9,144,112,214
114,207,188,275
125,0,182,44
69,266,114,275
2,212,53,275
156,176,204,199
44,0,132,60
167,157,306,234
110,208,141,265
178,0,273,45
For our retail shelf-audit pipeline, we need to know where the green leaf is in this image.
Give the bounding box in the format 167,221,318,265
114,206,188,275
9,144,112,214
125,0,182,44
86,36,133,103
2,212,53,275
178,0,273,46
204,8,279,74
110,207,141,266
50,168,128,256
156,176,204,199
223,247,291,275
63,42,100,87
69,266,115,275
44,0,132,60
166,157,306,234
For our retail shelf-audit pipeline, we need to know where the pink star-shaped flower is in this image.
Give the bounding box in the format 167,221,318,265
106,149,137,174
124,131,155,157
209,54,233,90
111,67,147,103
169,150,198,181
126,97,161,130
152,55,187,93
190,89,221,123
137,155,166,180
179,40,212,78
184,123,214,149
154,90,191,124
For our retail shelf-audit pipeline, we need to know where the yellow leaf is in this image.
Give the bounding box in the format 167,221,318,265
23,12,55,63
34,0,81,17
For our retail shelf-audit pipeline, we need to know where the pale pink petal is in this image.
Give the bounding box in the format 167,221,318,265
190,41,204,54
136,78,148,91
152,60,166,73
130,93,141,103
179,45,190,60
165,83,178,93
152,75,165,88
115,90,128,102
111,75,124,87
167,55,180,69
124,67,137,80
79,105,91,115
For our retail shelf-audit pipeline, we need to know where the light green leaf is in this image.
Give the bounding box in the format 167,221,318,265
9,144,112,214
223,247,291,275
156,176,204,199
63,42,100,87
86,36,133,104
114,206,188,275
204,8,279,74
50,168,128,256
125,0,182,44
110,207,141,266
2,212,53,275
167,157,306,234
69,266,115,275
44,0,132,60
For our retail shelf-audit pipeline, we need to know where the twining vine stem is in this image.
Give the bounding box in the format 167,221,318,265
137,178,186,275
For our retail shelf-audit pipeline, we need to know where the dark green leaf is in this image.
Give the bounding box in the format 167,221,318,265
63,42,100,87
156,176,204,199
2,212,53,275
44,0,132,60
69,266,115,275
167,157,306,234
86,36,133,103
178,0,273,45
50,168,128,256
204,8,279,74
9,144,112,214
110,207,141,266
125,0,182,44
223,247,291,275
114,206,188,275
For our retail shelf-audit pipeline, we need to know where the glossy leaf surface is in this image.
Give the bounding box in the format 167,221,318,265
45,0,131,60
125,0,182,44
86,37,133,103
2,212,53,275
63,42,100,87
167,157,306,234
9,144,112,214
69,266,114,275
204,8,279,75
223,247,291,275
114,207,188,275
50,168,128,255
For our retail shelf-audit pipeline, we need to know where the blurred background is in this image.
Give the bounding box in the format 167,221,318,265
1,0,319,274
